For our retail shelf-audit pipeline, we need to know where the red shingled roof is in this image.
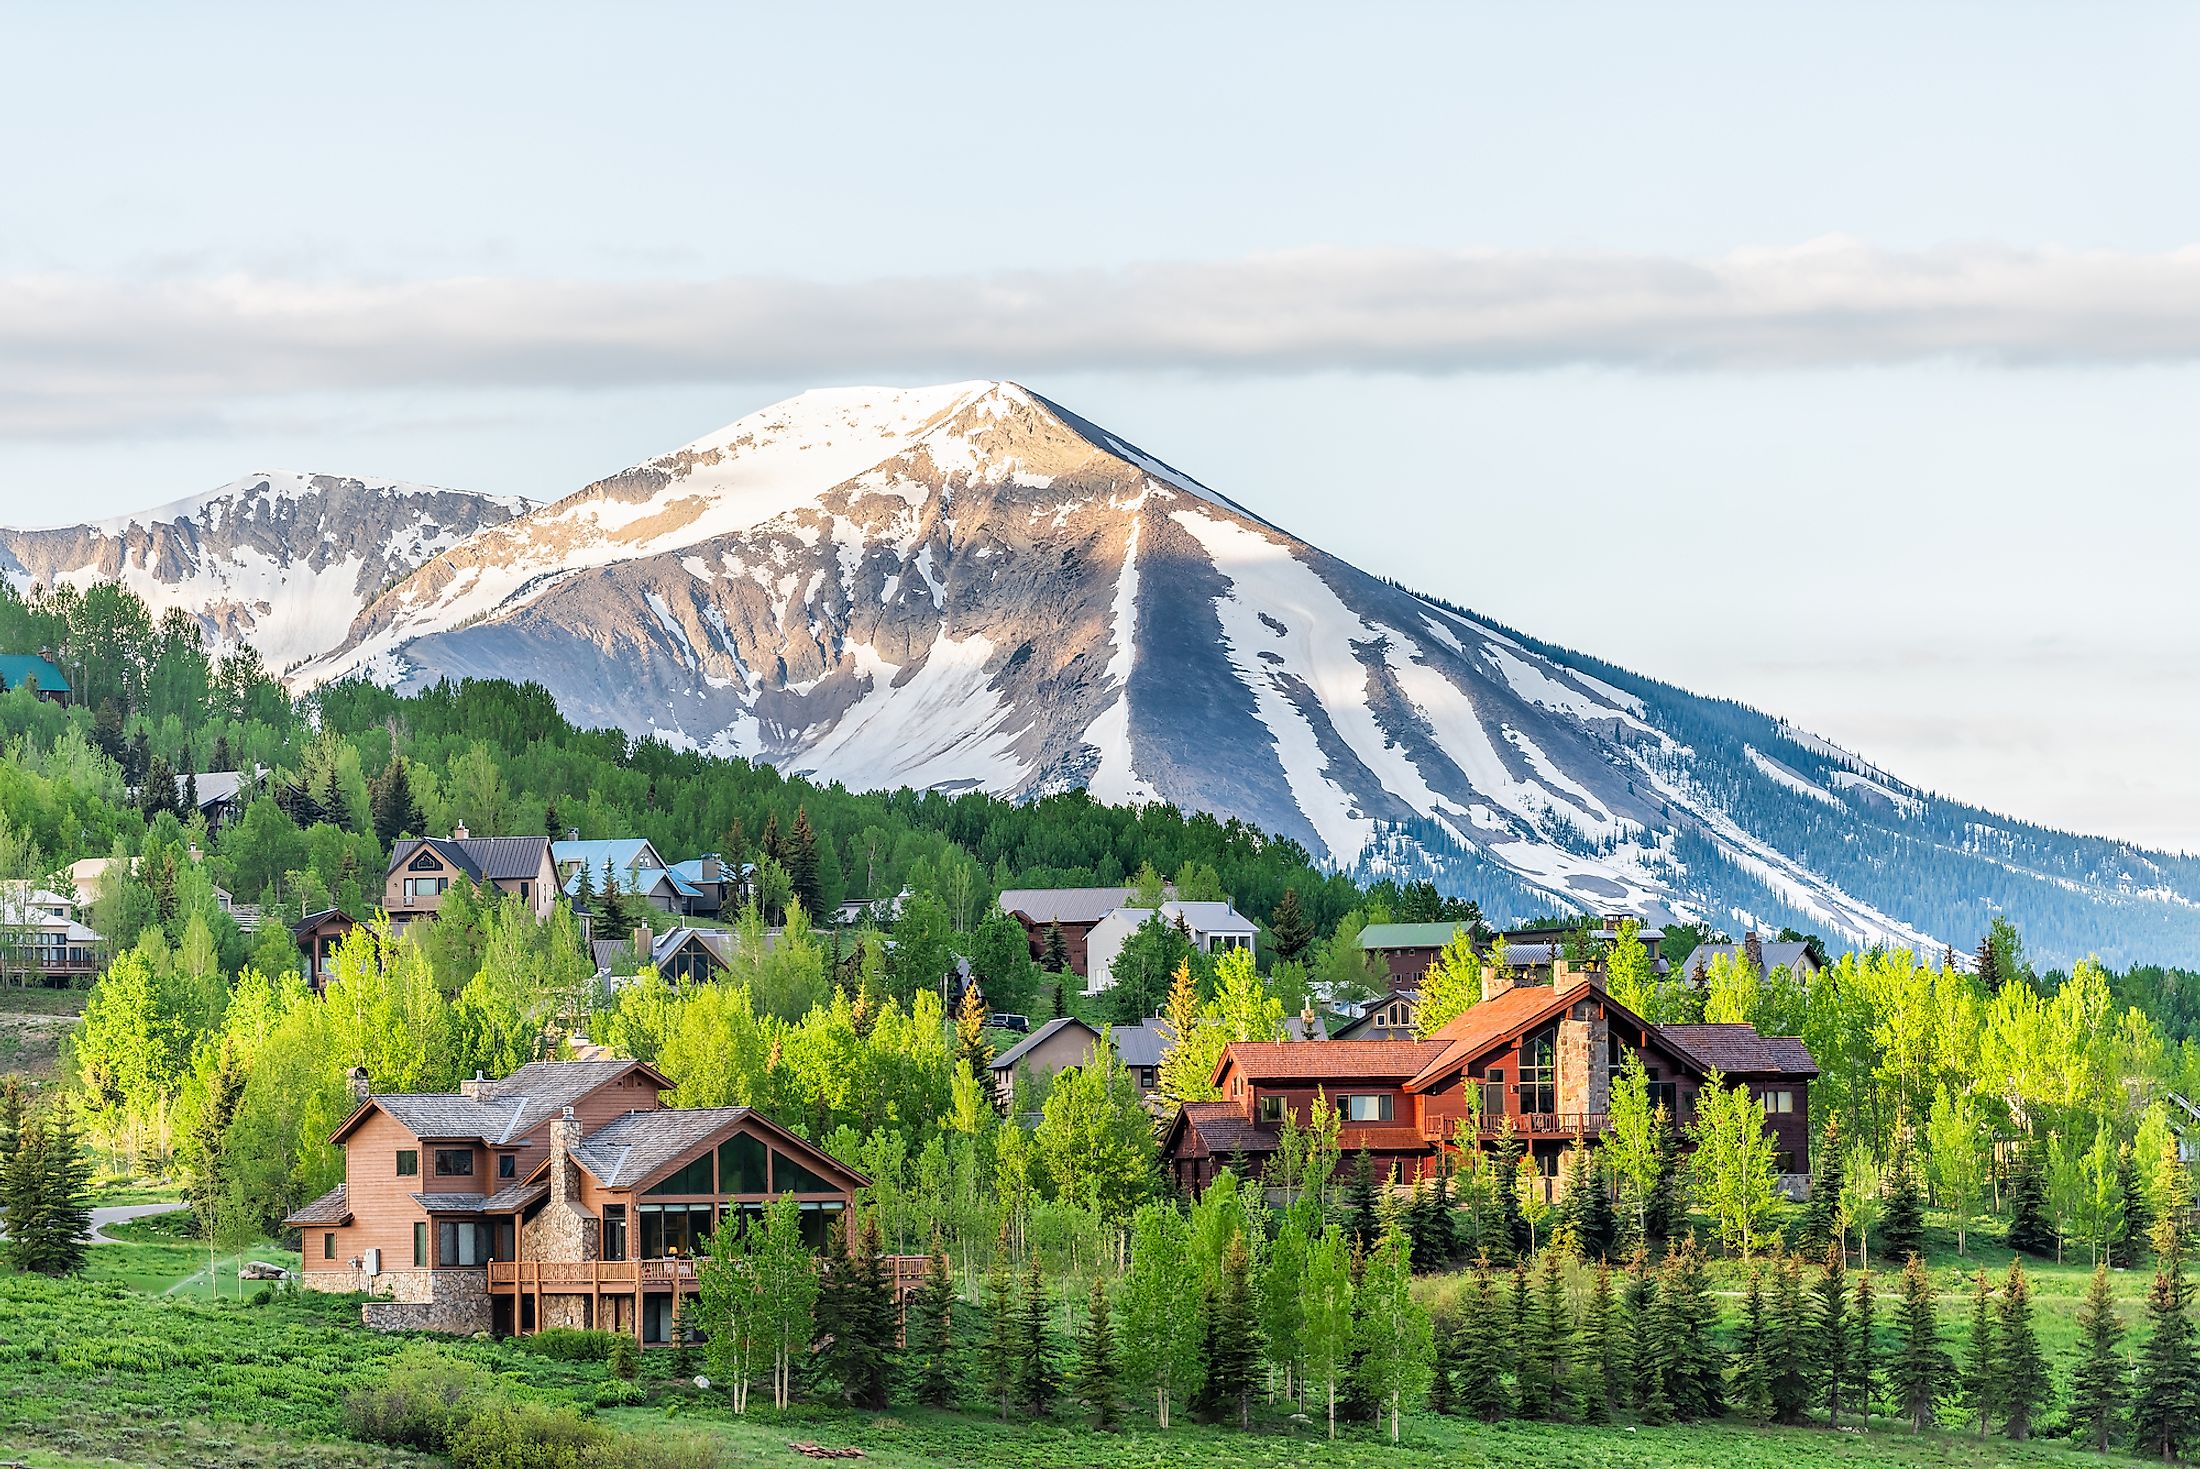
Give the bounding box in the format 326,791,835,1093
1213,1039,1451,1086
1171,1101,1281,1158
1404,982,1583,1092
1655,1024,1818,1077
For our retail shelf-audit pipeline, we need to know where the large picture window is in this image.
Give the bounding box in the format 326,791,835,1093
437,1220,493,1266
1340,1094,1394,1123
772,1151,838,1194
644,1153,713,1196
1519,1026,1557,1114
717,1134,769,1194
434,1149,474,1177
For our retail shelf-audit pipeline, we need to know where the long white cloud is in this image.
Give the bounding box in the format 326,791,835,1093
6,237,2200,435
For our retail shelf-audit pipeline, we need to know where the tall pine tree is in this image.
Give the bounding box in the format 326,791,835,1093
1996,1257,2046,1441
2005,1136,2055,1257
1819,1241,1852,1429
1882,1136,1926,1266
911,1247,959,1408
1015,1259,1061,1417
2070,1261,2127,1452
1893,1254,1946,1432
2133,1138,2199,1462
1961,1268,1995,1439
1074,1274,1120,1430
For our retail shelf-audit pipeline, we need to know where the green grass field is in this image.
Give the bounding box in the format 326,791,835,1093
0,1200,2167,1469
82,1210,301,1299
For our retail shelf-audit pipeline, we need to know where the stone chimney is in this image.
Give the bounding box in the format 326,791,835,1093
1481,962,1514,1002
632,924,653,956
459,1069,488,1100
1556,995,1610,1118
1555,957,1592,994
701,852,721,883
1300,1004,1319,1040
566,826,580,842
1744,929,1765,975
549,1105,581,1210
452,821,469,841
346,1066,371,1105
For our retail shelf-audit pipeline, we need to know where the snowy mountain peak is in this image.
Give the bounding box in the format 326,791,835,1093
0,472,526,671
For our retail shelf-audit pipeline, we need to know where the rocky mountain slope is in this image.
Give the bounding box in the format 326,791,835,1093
0,472,527,672
290,382,2200,964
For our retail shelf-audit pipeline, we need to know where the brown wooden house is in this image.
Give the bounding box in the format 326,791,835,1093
383,828,557,929
286,1058,872,1344
1163,967,1816,1199
291,907,358,993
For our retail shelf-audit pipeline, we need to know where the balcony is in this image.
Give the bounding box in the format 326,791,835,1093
1484,1111,1611,1137
487,1259,698,1291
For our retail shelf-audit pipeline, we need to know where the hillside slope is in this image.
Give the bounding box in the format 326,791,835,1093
276,382,2200,964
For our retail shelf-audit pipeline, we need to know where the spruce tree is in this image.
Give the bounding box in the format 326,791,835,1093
2132,1145,2200,1464
1733,1265,1774,1423
3,1105,92,1277
1662,1238,1725,1422
1424,1159,1459,1268
1643,1105,1686,1247
1893,1254,1947,1432
1626,1246,1672,1424
787,806,823,919
1075,1275,1120,1430
2117,1141,2153,1270
1041,922,1069,975
1882,1137,1926,1266
1769,1252,1811,1424
1799,1115,1844,1252
981,1254,1017,1419
911,1248,959,1408
1492,1120,1527,1261
1819,1240,1852,1428
1269,887,1314,964
1014,1259,1060,1417
1508,1260,1534,1411
1851,1269,1878,1429
1576,1260,1615,1423
1522,1249,1572,1420
2070,1262,2127,1452
2005,1136,2055,1257
1202,1233,1261,1428
815,1213,894,1408
1427,1312,1458,1416
1961,1268,1994,1439
1458,1259,1512,1420
1995,1257,2046,1441
0,1076,23,1174
1346,1146,1381,1253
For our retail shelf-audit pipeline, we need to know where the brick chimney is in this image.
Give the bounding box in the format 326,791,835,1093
549,1105,581,1210
347,1066,371,1105
459,1069,488,1100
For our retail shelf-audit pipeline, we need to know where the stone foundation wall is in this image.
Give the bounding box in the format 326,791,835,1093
537,1293,595,1330
351,1267,493,1335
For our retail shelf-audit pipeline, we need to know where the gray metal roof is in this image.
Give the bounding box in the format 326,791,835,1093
1679,941,1817,978
996,887,1135,926
389,835,551,884
1109,1018,1176,1069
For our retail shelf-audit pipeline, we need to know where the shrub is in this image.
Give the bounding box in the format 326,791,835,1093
451,1398,607,1469
592,1379,646,1408
520,1327,622,1363
608,1334,640,1382
344,1343,493,1453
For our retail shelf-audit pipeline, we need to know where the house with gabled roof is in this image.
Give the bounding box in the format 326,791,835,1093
1162,963,1816,1197
0,653,71,706
383,826,556,927
286,1057,872,1344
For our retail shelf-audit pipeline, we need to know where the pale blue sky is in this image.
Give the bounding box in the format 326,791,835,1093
4,2,2199,847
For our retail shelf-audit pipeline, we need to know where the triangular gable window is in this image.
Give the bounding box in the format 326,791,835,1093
408,850,444,872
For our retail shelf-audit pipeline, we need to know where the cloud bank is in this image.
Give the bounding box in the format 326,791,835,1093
7,238,2200,436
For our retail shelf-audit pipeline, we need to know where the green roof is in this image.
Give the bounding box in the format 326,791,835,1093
1358,922,1468,951
0,655,68,694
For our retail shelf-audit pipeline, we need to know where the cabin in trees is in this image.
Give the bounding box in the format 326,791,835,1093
0,882,102,983
291,907,359,993
1357,915,1670,990
0,653,71,706
383,829,557,928
1162,966,1816,1198
1084,901,1257,996
1357,923,1461,986
996,886,1137,978
1679,932,1824,985
286,1058,870,1345
1335,986,1422,1040
591,925,732,984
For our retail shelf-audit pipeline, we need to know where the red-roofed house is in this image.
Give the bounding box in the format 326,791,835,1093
1162,963,1817,1197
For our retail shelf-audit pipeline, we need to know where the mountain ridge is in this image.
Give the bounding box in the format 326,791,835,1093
8,386,2194,964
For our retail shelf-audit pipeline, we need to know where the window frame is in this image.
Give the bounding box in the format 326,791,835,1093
324,1231,336,1260
413,1220,427,1267
433,1148,475,1178
396,1149,419,1177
